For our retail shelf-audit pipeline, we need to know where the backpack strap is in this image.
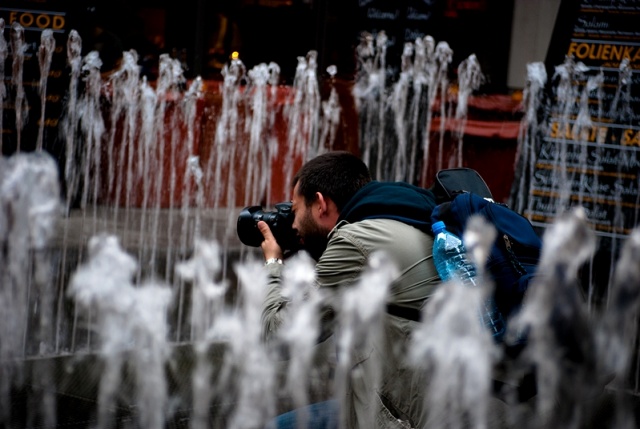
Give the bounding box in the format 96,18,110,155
502,233,527,277
386,304,422,322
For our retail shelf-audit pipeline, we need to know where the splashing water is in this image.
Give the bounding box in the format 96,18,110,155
36,30,56,152
216,260,277,429
0,19,8,152
455,54,484,167
274,253,322,426
318,65,341,155
175,239,229,341
513,49,640,313
78,51,106,216
552,57,590,211
509,208,600,427
407,35,434,182
180,79,205,253
609,58,633,123
410,276,498,429
430,41,454,180
353,33,465,184
599,228,640,375
110,50,143,221
246,62,278,208
572,71,604,208
284,52,321,194
596,228,640,427
353,31,385,177
61,30,84,211
0,152,60,426
334,251,395,428
175,240,228,429
389,42,413,182
2,152,640,428
68,235,172,429
511,61,547,214
209,56,245,216
10,22,27,152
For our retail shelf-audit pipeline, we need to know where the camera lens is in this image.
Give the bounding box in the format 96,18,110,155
236,202,298,251
237,206,265,247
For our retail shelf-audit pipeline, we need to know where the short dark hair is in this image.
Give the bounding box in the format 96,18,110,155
293,151,372,212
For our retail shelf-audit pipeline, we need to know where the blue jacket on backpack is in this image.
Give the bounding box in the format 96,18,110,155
431,192,542,321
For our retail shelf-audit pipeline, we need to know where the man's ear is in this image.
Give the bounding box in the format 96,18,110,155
316,192,340,222
315,191,327,215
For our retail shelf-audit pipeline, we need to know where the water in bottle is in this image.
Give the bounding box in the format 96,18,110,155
431,220,505,341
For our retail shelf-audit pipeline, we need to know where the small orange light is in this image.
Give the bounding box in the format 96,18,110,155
231,51,239,60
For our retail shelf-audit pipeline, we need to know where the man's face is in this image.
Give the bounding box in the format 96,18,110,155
291,184,330,261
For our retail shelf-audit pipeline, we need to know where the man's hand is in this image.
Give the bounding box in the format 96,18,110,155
257,221,284,261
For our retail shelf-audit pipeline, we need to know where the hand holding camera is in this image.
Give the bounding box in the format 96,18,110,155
236,202,300,254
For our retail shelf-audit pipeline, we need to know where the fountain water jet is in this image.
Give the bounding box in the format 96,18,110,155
455,54,483,167
68,234,172,429
511,61,547,216
0,19,7,152
37,29,56,152
333,251,395,427
0,152,60,427
10,22,26,152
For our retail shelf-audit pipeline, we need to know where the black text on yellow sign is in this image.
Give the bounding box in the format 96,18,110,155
5,9,66,32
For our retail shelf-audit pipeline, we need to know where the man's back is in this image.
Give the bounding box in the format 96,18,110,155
320,218,439,428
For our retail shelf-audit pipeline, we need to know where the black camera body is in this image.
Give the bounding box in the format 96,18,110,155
236,202,299,251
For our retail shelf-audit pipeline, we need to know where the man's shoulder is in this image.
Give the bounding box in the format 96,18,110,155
334,218,430,240
328,219,434,268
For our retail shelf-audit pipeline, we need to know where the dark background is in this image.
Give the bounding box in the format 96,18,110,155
2,0,515,91
0,0,516,159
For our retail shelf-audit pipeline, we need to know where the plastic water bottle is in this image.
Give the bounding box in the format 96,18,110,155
431,220,505,341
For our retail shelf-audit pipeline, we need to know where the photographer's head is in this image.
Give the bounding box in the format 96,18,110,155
292,151,372,212
291,151,371,260
257,151,371,262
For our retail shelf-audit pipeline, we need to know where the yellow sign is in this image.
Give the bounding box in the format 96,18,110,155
3,9,65,31
549,121,608,143
567,41,640,63
621,128,640,147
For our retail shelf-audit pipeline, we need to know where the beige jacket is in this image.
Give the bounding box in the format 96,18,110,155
262,218,440,428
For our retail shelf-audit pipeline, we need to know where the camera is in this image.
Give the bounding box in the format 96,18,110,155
236,202,299,251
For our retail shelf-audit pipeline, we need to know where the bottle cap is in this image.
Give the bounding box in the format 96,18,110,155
432,220,445,234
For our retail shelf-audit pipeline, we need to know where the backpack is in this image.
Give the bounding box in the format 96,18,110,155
429,169,543,399
429,168,542,330
385,168,542,339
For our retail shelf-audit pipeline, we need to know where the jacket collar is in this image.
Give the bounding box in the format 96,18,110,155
337,181,437,234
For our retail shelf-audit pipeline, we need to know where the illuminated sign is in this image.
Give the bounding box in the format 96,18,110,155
0,8,66,32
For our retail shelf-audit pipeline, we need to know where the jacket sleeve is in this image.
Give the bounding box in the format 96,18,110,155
314,229,369,342
261,261,287,342
261,227,368,343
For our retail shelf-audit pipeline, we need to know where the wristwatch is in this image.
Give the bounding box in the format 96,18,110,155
264,258,283,266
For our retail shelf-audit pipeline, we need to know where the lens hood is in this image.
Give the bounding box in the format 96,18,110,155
237,206,265,247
